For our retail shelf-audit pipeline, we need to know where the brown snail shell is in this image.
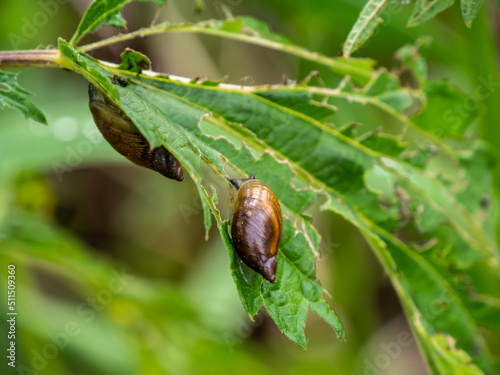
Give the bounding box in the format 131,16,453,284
88,84,183,181
229,174,282,283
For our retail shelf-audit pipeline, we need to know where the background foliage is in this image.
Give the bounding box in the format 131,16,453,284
1,1,500,374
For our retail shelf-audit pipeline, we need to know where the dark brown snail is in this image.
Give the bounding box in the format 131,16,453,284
88,84,183,181
229,174,282,283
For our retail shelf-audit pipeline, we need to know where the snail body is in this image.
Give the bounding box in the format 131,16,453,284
229,174,282,283
88,84,183,181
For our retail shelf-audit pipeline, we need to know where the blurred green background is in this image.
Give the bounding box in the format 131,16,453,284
1,1,500,374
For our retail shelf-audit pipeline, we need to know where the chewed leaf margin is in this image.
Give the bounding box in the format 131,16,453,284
58,38,345,347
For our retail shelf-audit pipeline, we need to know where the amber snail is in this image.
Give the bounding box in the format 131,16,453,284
229,174,282,283
88,84,183,181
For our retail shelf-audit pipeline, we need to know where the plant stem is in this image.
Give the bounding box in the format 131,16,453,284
78,22,373,85
0,50,62,68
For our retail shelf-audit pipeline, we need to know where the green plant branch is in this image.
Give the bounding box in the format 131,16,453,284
0,50,64,68
76,21,373,83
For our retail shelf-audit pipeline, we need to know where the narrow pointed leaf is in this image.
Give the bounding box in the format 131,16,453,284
461,0,486,28
408,0,456,28
343,0,389,59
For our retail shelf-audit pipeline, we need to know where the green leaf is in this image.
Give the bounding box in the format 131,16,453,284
395,37,432,86
412,80,479,138
118,48,151,73
0,69,47,125
359,131,406,158
222,221,263,315
255,89,336,121
466,297,500,332
343,0,388,59
70,0,129,45
56,35,499,372
70,0,167,45
461,0,486,28
408,0,456,28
